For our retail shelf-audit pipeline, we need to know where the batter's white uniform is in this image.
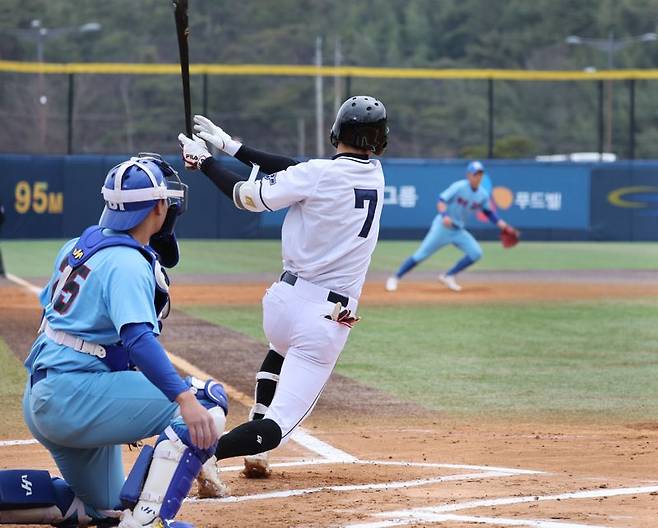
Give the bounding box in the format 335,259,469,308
244,153,385,440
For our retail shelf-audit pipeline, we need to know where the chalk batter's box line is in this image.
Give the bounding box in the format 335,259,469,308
346,483,658,528
189,459,544,505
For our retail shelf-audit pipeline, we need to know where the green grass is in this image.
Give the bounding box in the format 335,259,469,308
3,239,658,277
0,338,29,439
183,300,658,421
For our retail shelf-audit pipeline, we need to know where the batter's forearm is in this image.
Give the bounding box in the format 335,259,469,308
201,157,246,199
235,145,299,174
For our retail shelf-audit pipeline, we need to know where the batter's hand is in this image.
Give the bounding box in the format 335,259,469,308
178,133,210,170
177,390,219,450
442,215,453,228
193,115,242,156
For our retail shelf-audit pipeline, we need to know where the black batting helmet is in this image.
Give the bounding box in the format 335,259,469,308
330,96,388,155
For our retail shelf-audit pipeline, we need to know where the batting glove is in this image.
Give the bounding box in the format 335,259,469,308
178,133,211,170
194,114,242,156
324,302,361,328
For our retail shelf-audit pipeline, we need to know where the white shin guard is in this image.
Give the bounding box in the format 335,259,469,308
123,407,226,527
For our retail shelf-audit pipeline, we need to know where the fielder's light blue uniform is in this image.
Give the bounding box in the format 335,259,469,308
390,161,503,287
412,180,489,262
23,234,178,516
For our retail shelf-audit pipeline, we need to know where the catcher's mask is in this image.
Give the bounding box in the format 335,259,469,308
99,153,188,231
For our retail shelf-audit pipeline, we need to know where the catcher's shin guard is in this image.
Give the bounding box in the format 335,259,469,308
0,470,92,526
120,379,228,527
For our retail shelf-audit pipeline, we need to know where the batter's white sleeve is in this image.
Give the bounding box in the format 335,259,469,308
258,161,321,211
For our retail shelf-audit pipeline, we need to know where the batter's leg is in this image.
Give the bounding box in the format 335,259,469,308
216,310,350,460
243,346,285,478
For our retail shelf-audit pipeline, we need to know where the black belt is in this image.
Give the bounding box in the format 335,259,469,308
30,369,48,388
280,271,349,307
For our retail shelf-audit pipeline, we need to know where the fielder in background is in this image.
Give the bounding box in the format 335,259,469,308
0,155,228,528
386,161,519,292
180,95,387,479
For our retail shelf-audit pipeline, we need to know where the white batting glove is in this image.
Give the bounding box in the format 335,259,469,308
178,133,211,170
193,114,242,156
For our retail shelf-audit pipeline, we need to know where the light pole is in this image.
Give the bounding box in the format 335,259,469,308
566,32,656,155
5,20,101,151
24,19,102,105
566,32,657,69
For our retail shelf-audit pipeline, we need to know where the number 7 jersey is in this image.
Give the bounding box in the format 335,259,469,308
258,153,385,299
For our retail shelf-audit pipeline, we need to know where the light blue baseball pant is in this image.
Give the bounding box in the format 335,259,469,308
23,369,178,518
412,215,483,262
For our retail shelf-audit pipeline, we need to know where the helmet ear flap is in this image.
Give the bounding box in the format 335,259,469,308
330,129,339,148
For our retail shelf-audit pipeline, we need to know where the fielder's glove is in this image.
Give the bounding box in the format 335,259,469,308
178,133,211,170
500,225,520,248
194,114,242,156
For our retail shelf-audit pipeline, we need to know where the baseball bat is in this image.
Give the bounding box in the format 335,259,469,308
173,0,192,137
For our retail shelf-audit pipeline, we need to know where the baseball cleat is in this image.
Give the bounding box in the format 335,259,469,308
243,452,271,478
438,274,462,292
196,456,230,498
385,276,398,292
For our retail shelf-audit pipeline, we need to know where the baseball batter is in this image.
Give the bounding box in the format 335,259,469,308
0,155,228,528
179,95,387,477
386,161,518,292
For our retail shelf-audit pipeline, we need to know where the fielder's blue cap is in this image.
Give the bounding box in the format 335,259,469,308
466,160,485,174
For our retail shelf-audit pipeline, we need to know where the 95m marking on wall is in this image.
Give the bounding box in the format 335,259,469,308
15,181,64,214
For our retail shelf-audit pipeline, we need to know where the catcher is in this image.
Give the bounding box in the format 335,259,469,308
0,155,227,528
386,160,519,292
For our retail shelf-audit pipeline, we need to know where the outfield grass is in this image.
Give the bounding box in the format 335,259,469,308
184,300,658,421
0,338,29,439
3,239,658,277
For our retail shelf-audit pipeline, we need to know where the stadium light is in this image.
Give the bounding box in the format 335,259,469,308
566,31,656,156
2,19,101,150
565,32,657,68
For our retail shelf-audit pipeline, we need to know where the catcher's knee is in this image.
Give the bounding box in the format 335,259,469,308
0,470,92,526
120,377,228,525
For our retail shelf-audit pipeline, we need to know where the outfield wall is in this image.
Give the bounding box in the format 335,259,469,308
1,155,657,240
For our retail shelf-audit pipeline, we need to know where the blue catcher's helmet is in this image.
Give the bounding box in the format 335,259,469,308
99,154,188,231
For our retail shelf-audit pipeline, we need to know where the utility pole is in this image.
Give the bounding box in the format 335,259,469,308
333,37,343,114
566,32,656,157
315,36,325,158
5,20,101,153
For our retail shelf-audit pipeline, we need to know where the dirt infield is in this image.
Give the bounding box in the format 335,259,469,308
2,273,658,527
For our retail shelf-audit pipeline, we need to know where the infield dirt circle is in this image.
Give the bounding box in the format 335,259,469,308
1,272,658,527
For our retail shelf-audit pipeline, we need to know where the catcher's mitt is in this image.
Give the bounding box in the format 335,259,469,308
500,226,520,248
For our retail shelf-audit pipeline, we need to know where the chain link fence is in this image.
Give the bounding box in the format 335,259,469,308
1,65,657,159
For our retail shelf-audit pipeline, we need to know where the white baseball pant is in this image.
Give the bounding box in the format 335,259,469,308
261,276,357,441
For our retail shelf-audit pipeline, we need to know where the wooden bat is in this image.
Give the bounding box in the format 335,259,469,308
173,0,192,137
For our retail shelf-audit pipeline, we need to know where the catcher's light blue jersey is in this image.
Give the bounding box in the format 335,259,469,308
26,232,159,374
440,179,491,228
